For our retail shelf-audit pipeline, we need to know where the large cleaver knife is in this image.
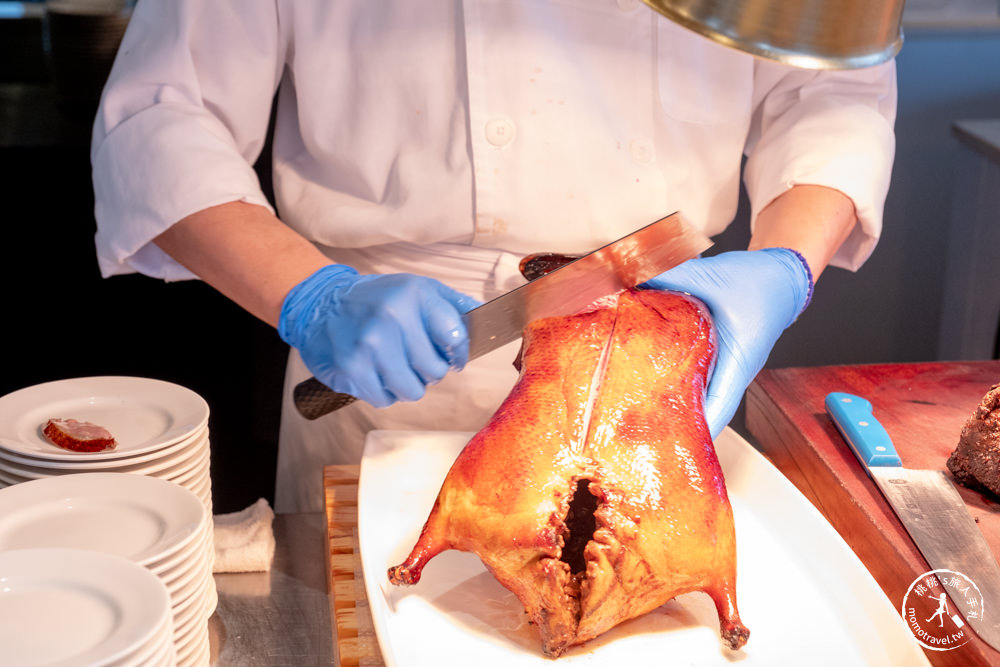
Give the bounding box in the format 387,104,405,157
293,211,712,420
826,391,1000,651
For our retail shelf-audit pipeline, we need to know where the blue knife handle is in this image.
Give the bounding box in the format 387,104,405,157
824,392,902,469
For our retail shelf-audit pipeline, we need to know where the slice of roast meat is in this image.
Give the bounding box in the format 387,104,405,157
42,418,117,453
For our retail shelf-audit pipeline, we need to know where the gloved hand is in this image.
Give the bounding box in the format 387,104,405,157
278,264,482,408
643,248,813,439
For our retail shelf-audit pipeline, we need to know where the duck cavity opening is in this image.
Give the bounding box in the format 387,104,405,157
560,478,600,576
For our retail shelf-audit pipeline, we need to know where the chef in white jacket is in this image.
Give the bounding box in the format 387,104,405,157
91,0,896,512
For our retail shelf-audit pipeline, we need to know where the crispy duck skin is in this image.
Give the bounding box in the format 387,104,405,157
388,288,748,657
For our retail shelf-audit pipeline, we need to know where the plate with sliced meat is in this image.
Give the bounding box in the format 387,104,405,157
0,376,209,461
0,472,205,566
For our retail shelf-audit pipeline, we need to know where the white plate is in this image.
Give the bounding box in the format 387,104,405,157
358,429,932,667
188,472,213,509
175,465,213,505
172,582,214,661
0,376,209,461
172,574,216,644
188,463,212,491
147,437,208,480
109,614,173,667
170,453,211,486
8,454,215,501
0,424,208,470
162,545,212,600
205,575,219,616
173,575,218,647
116,630,176,667
172,590,209,647
0,431,209,479
149,512,213,577
171,469,213,511
172,567,214,619
0,467,30,485
176,624,211,667
0,547,172,667
0,460,212,502
0,472,206,566
173,624,205,667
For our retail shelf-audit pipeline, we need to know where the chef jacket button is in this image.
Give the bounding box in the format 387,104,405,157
629,138,655,164
485,117,516,147
616,0,640,10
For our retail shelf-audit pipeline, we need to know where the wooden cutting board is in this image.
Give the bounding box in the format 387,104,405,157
324,464,385,667
746,360,1000,666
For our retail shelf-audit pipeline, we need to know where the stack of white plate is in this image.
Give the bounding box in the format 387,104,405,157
0,473,217,667
0,547,176,666
0,376,212,512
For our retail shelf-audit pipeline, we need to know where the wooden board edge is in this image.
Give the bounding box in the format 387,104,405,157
745,378,1000,666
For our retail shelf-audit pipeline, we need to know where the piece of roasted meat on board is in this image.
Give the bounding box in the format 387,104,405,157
948,383,1000,498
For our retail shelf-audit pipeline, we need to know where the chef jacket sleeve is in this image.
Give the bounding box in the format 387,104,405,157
91,0,285,280
743,59,897,271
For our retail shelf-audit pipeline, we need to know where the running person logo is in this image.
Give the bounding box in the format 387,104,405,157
901,569,985,651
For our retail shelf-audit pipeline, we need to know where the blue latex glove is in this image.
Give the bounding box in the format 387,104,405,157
278,264,482,408
643,248,813,439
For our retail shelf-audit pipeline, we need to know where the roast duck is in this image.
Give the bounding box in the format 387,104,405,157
388,255,749,657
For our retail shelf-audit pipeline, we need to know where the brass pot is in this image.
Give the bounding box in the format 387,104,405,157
642,0,905,69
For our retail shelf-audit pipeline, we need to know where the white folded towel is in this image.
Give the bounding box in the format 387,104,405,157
212,498,276,573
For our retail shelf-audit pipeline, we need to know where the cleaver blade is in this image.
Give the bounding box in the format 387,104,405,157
826,391,1000,652
464,211,711,361
293,211,712,419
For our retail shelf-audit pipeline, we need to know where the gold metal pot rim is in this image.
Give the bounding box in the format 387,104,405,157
642,0,904,70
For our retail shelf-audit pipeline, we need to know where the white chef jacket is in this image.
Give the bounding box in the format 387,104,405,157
91,0,897,511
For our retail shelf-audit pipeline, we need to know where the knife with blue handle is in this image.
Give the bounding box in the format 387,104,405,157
825,392,903,468
826,391,1000,651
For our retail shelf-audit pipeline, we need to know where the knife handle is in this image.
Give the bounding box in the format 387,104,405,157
824,392,902,469
293,377,358,420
